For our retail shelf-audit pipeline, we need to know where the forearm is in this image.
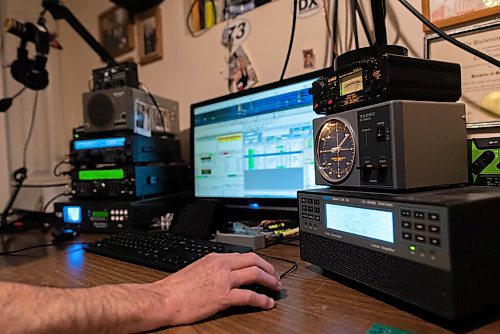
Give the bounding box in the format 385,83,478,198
0,282,171,334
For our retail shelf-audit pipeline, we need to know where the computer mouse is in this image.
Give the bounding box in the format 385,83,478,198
240,284,282,300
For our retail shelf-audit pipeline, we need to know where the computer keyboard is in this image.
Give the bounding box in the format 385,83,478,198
84,230,253,272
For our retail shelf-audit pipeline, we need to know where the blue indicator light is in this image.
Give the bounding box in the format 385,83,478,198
63,206,82,224
74,137,126,150
249,203,260,209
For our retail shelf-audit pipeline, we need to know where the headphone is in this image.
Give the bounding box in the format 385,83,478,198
6,18,50,91
11,46,49,91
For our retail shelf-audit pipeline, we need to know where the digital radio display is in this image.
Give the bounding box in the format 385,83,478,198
91,210,109,218
325,203,394,243
78,169,125,180
340,69,363,96
63,206,82,224
73,137,126,150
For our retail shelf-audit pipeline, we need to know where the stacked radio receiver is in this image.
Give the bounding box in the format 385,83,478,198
55,62,189,233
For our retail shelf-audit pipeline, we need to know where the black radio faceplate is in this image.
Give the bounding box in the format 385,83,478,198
299,189,450,271
71,165,189,199
310,52,461,115
70,132,181,166
54,192,190,233
299,186,500,320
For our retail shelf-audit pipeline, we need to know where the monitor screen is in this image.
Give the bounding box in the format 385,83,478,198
190,69,329,210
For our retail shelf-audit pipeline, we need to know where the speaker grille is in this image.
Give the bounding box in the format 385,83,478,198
300,232,455,318
86,93,114,128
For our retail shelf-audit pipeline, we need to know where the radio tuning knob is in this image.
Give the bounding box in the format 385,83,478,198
310,79,326,98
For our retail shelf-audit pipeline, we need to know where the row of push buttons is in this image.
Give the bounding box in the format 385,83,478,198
300,197,321,229
301,198,320,205
402,232,441,246
401,209,440,221
401,221,440,233
111,209,128,215
400,208,442,247
111,216,128,221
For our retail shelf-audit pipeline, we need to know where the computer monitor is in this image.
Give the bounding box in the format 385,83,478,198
190,69,329,215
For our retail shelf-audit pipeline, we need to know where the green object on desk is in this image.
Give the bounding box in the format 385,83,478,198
367,323,415,334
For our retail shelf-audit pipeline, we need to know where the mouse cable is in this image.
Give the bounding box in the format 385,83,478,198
0,242,86,256
255,252,298,280
398,0,500,68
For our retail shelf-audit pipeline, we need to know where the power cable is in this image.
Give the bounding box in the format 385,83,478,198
22,91,39,167
280,0,298,80
351,0,359,49
1,91,39,232
0,242,86,256
397,0,500,68
331,0,339,63
355,1,374,46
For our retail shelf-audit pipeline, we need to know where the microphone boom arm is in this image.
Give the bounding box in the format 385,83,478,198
41,0,116,65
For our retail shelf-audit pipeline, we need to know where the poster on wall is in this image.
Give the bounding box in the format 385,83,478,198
425,18,500,128
227,46,258,93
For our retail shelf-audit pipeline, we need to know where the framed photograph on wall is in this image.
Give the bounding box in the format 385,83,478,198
137,7,163,65
422,0,500,30
425,18,500,128
99,6,134,57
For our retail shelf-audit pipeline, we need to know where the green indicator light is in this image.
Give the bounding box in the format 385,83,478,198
409,245,416,251
79,169,125,180
74,134,80,139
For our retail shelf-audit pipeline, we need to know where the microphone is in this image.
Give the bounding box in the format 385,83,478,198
0,87,26,112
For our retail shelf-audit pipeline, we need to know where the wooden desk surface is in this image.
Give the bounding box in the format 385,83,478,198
1,231,499,334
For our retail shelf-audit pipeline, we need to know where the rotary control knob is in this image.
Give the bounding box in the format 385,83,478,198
310,78,327,99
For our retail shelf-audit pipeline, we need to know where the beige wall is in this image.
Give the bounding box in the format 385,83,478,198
0,0,11,209
1,0,425,209
55,0,424,154
1,0,67,210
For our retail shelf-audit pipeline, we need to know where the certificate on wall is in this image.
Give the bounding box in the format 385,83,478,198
422,0,500,29
425,19,500,128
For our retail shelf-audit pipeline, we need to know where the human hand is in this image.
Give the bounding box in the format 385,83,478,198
149,252,281,326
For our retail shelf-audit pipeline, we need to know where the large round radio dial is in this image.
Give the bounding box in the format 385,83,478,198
315,118,356,183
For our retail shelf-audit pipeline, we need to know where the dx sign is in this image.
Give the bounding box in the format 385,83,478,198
296,0,323,18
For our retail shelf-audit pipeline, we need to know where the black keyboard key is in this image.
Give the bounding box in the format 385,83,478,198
84,230,253,273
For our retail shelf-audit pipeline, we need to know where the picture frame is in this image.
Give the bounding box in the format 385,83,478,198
137,7,163,65
98,6,134,58
422,0,500,30
424,18,500,129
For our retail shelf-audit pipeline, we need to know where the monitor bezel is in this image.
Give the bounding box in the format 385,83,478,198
190,68,331,211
